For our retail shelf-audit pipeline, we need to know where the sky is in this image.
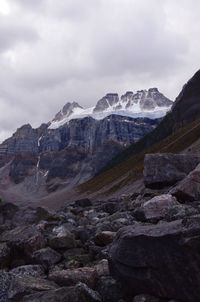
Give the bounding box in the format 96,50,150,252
0,0,199,141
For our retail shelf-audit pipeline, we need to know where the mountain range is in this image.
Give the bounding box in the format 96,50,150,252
50,88,172,128
0,87,172,204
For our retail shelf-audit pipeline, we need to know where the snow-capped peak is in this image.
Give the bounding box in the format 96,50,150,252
52,102,84,123
49,88,173,129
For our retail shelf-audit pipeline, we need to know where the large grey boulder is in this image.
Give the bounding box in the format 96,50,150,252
144,153,200,188
109,216,200,302
171,163,200,202
141,194,179,221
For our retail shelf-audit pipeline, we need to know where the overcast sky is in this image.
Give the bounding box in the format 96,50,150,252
0,0,199,141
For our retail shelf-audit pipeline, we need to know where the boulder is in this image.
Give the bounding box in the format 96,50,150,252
94,259,110,277
32,247,62,267
49,267,97,288
171,163,200,202
94,231,116,247
74,198,92,207
22,283,102,302
144,153,200,188
10,265,45,278
63,248,92,267
0,225,46,264
8,275,58,301
109,216,200,302
49,225,76,249
141,194,179,221
35,207,60,222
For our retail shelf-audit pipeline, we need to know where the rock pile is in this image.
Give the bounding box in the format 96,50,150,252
1,153,200,301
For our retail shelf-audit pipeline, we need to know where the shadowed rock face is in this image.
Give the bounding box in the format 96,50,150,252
172,69,200,127
0,115,160,190
144,153,200,189
109,216,200,302
171,163,200,202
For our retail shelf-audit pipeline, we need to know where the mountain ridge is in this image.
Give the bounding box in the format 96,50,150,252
49,88,172,129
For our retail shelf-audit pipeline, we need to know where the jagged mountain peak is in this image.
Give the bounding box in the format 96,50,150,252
52,101,83,123
49,88,172,129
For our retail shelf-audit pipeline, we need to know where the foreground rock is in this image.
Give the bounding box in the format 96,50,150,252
8,276,58,301
144,153,200,188
49,267,97,288
109,216,200,302
94,231,116,247
0,225,45,267
171,163,200,202
141,194,179,221
22,282,102,302
48,225,76,249
32,247,62,267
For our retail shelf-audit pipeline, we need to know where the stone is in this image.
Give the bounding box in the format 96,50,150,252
32,247,62,267
49,225,76,249
49,267,98,288
141,194,179,221
0,225,46,264
0,243,11,269
75,198,92,207
63,248,92,267
109,216,200,302
8,276,58,301
144,153,200,189
96,276,124,302
171,163,200,202
94,259,110,277
94,231,116,247
35,207,60,222
22,283,102,302
10,265,45,278
0,271,11,302
0,202,19,224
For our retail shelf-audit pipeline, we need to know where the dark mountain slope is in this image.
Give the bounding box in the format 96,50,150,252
80,70,200,194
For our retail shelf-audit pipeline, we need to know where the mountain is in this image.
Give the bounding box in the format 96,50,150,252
80,70,200,196
0,87,171,203
49,88,172,129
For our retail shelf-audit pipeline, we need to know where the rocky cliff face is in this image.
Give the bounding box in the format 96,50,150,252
0,114,160,196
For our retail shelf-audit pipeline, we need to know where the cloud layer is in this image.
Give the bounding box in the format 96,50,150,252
0,0,199,141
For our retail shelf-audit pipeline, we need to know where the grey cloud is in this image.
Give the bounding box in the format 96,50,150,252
0,18,38,53
0,0,199,142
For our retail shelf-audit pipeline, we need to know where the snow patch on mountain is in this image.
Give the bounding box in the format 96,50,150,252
49,88,173,129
